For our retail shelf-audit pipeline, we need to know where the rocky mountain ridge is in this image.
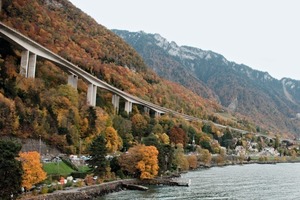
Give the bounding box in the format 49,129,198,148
113,30,300,136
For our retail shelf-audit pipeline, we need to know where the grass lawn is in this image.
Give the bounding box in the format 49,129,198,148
78,165,91,172
43,161,75,176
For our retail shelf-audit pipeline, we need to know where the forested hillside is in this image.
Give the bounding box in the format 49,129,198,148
1,0,259,155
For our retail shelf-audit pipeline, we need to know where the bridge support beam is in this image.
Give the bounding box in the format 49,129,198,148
125,101,133,114
28,53,37,78
20,50,29,77
87,84,97,107
68,74,78,89
155,111,161,118
112,94,120,114
20,50,37,78
144,107,150,115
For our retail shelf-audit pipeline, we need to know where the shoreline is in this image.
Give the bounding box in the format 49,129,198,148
20,159,300,200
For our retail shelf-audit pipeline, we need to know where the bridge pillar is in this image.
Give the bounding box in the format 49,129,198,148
68,74,78,89
28,53,37,78
125,101,133,114
20,50,37,78
144,107,150,115
20,50,29,77
112,94,120,114
87,84,97,107
155,111,161,118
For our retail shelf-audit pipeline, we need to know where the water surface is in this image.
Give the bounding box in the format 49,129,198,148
98,163,300,200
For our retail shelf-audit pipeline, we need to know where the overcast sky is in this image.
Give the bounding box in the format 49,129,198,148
69,0,300,81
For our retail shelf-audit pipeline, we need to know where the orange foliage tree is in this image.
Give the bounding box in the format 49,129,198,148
118,145,159,179
103,126,122,153
19,151,46,189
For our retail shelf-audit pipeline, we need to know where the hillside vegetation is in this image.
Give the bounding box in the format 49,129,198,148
0,0,249,154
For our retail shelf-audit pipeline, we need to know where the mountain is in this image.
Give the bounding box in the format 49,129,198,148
2,0,246,152
113,30,300,136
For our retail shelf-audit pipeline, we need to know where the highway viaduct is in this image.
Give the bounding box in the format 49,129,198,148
2,22,294,143
0,22,193,119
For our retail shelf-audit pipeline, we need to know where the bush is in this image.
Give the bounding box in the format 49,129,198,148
64,181,73,187
258,156,268,162
40,186,48,194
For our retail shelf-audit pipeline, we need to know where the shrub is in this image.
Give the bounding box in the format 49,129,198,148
40,186,48,194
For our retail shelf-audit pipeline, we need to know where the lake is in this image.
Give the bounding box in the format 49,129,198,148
98,163,300,200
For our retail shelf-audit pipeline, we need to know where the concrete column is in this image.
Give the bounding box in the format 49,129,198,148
112,94,120,114
155,111,161,118
68,74,78,89
144,107,150,115
27,53,37,78
125,101,133,114
20,51,37,78
87,84,97,106
20,50,29,77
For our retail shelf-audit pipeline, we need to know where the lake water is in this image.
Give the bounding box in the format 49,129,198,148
98,163,300,200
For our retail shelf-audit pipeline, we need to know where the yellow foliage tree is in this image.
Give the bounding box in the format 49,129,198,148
157,133,170,145
19,151,47,189
103,126,122,153
118,145,159,179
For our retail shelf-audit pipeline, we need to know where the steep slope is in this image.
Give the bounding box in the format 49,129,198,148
0,0,222,116
113,30,300,136
1,0,252,148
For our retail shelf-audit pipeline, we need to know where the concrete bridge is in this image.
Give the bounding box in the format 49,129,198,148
0,22,296,142
0,22,195,119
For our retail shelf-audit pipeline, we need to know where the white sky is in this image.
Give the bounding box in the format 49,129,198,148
69,0,300,80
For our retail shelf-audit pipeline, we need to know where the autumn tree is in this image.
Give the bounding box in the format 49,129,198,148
173,144,189,171
197,148,212,166
0,140,23,200
103,126,122,153
87,135,108,177
131,113,148,141
157,133,170,145
0,93,19,136
118,145,159,179
19,151,46,190
169,126,187,147
142,133,173,174
187,154,198,169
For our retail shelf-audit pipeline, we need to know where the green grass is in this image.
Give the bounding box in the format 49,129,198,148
43,161,75,176
78,165,91,173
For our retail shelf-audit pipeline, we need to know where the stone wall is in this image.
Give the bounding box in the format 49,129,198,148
21,179,137,200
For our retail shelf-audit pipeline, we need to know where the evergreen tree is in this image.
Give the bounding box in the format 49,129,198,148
87,135,108,177
0,140,23,200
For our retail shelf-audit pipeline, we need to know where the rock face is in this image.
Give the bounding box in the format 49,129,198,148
113,29,300,136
